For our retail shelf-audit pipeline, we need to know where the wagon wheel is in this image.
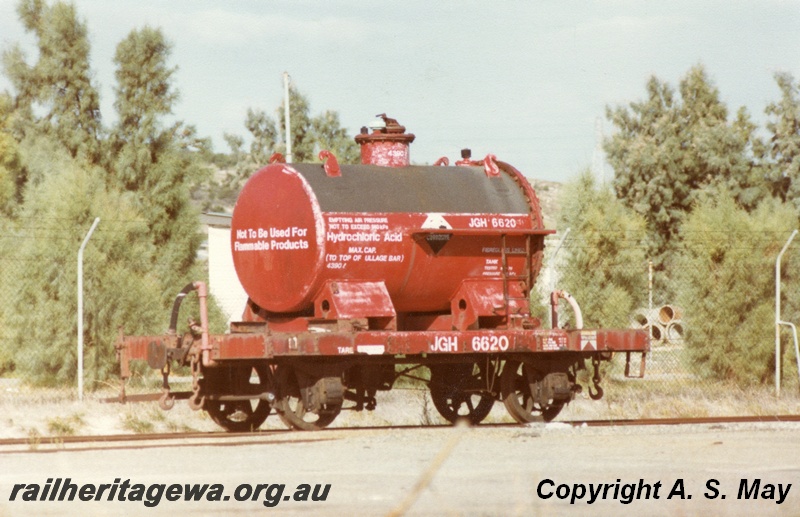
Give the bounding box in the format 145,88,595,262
274,365,341,431
203,363,274,432
501,361,564,423
429,363,495,425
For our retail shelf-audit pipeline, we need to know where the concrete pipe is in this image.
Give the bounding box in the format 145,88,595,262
666,320,685,343
647,323,665,346
658,305,683,325
630,309,651,329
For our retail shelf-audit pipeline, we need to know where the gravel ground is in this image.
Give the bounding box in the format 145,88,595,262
2,378,800,516
1,419,800,516
6,378,798,439
0,381,608,439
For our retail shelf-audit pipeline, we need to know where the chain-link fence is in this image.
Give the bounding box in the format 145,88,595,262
0,215,172,395
2,222,800,432
538,229,800,417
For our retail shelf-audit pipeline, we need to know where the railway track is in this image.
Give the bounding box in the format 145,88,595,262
1,414,799,452
564,414,800,427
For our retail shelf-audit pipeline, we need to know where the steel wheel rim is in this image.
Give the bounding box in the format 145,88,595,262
501,361,563,423
204,363,273,432
429,363,495,425
274,365,341,431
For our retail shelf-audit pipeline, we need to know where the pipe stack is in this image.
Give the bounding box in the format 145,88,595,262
630,305,684,346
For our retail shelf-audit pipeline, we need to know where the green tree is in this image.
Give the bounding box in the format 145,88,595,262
0,4,228,385
0,93,23,214
110,27,208,296
605,65,765,268
674,194,799,384
110,26,179,190
1,0,101,161
0,93,16,367
1,152,163,386
197,132,251,212
275,84,359,164
765,72,800,209
245,108,279,166
312,110,360,164
555,171,649,328
205,117,275,211
216,84,359,209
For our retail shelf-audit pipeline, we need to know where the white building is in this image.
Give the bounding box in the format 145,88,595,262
201,213,248,326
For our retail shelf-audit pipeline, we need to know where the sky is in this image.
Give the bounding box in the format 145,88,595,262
0,1,798,183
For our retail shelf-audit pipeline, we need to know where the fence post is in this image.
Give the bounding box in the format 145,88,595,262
648,260,653,317
78,217,100,401
775,229,798,397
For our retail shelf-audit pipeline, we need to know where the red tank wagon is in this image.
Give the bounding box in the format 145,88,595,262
115,114,648,431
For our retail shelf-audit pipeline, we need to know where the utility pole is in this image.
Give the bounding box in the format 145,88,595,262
284,72,292,163
591,117,606,186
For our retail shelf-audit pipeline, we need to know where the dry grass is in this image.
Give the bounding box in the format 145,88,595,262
46,413,86,436
1,374,800,439
559,377,800,421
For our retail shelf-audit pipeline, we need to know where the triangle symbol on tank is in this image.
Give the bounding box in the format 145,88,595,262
421,213,452,255
421,213,452,230
425,233,451,254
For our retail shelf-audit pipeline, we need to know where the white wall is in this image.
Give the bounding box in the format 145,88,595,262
208,226,248,325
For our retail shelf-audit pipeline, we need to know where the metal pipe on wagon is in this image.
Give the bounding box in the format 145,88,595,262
195,281,213,367
549,228,570,328
550,290,583,330
775,229,798,397
77,217,100,402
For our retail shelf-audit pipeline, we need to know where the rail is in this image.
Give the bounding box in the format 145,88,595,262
3,415,800,452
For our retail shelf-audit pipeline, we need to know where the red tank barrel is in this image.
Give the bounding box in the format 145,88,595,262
230,116,550,319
